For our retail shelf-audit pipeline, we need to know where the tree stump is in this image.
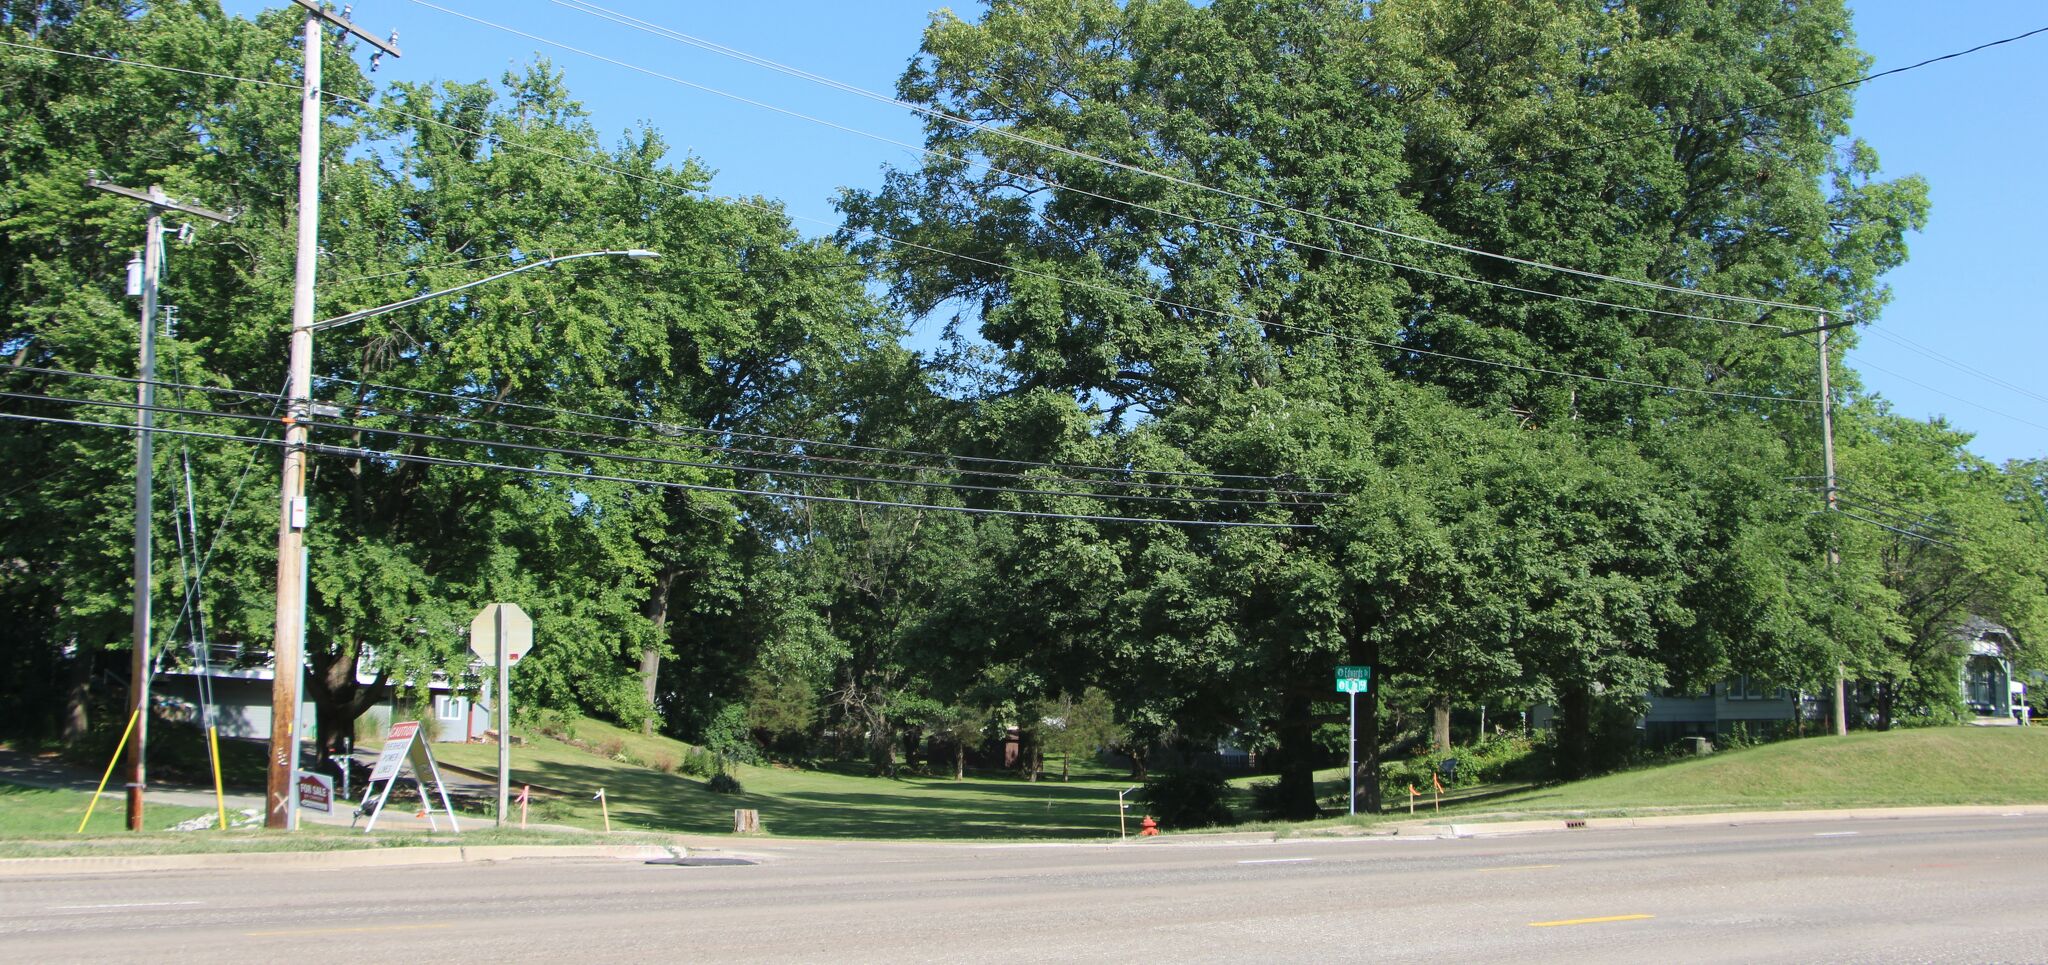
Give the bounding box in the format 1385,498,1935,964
733,808,761,834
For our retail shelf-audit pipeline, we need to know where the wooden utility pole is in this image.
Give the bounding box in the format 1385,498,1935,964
86,179,232,832
267,0,400,830
1817,317,1848,736
1781,313,1853,736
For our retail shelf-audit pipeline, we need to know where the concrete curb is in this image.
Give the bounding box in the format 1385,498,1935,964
1401,804,2047,839
0,843,682,877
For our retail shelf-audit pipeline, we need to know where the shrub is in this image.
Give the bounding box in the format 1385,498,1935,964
1138,769,1235,829
650,753,677,774
680,747,718,778
593,737,626,761
706,772,745,795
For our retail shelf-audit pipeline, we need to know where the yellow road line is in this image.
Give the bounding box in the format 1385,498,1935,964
244,923,454,938
1528,914,1654,928
1476,864,1558,873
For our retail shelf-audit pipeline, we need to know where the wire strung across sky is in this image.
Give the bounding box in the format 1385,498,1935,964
424,0,1785,334
0,379,1328,519
315,375,1339,494
5,363,1333,494
0,408,1317,530
0,38,1834,409
531,0,1833,315
313,390,1336,503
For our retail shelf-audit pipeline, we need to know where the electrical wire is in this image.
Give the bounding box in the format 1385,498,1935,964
1861,326,2048,407
0,38,1824,409
315,392,1336,499
531,0,1830,315
0,403,1319,528
317,376,1338,493
1434,24,2048,187
434,0,1786,333
1835,508,1961,550
306,437,1314,529
1845,351,2048,432
305,415,1331,509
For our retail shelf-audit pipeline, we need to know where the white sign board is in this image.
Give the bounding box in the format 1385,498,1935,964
469,603,533,665
368,720,421,783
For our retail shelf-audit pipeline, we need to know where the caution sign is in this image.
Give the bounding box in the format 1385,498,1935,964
356,720,461,835
368,720,420,783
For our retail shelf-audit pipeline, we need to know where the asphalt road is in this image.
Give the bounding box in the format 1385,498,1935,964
5,814,2045,963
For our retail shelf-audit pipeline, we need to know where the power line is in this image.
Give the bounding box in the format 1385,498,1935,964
317,376,1338,493
2,406,1316,530
306,437,1314,529
1835,508,1961,550
316,388,1335,499
430,0,1785,333
304,415,1332,510
1861,326,2048,407
1435,24,2048,187
2,39,1821,410
529,0,1829,315
1845,351,2048,432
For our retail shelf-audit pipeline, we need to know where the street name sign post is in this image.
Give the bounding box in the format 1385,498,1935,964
470,603,532,828
1336,666,1373,815
357,720,460,833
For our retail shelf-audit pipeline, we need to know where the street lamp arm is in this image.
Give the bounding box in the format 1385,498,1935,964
307,249,658,333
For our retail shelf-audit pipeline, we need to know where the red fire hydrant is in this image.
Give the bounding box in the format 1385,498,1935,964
1140,816,1159,837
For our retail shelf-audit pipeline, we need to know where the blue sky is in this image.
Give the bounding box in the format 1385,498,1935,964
223,1,2046,464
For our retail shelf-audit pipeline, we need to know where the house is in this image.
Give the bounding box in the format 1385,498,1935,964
153,645,491,746
1535,618,2028,742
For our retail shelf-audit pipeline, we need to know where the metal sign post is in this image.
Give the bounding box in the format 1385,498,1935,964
470,603,532,828
1335,666,1372,816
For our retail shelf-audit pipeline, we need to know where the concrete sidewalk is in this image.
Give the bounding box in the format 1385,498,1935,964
0,843,685,877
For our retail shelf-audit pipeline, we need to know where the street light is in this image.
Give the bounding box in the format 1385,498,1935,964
265,247,658,828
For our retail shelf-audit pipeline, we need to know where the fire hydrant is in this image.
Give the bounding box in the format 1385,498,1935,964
1140,816,1159,837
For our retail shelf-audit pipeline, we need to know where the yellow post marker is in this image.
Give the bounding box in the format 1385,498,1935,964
208,725,227,831
595,787,610,833
78,710,141,834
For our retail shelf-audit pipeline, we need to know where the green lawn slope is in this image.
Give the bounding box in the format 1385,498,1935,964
1433,727,2048,820
432,716,1142,840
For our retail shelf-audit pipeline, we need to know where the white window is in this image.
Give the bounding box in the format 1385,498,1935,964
434,695,467,721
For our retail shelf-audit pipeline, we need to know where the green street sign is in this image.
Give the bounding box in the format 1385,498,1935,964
1335,665,1372,693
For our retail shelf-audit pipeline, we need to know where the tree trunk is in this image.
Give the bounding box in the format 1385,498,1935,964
1274,692,1320,820
60,645,91,744
1555,681,1595,780
1431,696,1452,752
955,740,965,781
640,569,676,736
1347,603,1383,814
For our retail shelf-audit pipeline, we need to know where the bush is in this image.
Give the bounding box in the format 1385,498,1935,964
680,747,718,778
706,772,744,795
1247,780,1291,820
1138,769,1235,829
650,753,677,774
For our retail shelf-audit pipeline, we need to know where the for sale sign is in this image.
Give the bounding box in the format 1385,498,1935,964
297,772,334,813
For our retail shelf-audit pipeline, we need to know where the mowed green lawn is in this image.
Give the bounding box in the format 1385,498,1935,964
431,717,1143,840
1477,726,2048,815
0,783,215,838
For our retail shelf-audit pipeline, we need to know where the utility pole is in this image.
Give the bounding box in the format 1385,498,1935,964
1781,313,1853,737
267,0,400,830
1817,317,1848,736
86,178,233,832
